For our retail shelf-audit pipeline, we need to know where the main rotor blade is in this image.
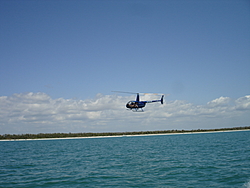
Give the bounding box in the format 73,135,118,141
112,91,169,96
143,93,166,96
112,91,138,94
144,93,160,95
144,93,170,97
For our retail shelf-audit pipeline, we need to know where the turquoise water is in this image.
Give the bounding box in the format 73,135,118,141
1,131,250,187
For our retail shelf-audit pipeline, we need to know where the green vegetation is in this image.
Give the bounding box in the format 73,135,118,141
0,126,249,140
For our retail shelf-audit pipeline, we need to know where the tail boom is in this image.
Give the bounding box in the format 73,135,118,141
143,95,164,104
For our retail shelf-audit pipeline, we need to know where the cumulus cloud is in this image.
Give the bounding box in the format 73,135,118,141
235,95,250,110
207,96,231,107
0,92,249,134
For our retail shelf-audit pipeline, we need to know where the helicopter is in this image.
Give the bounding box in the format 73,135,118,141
112,91,164,112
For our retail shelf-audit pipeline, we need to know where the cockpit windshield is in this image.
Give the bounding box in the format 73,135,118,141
126,101,138,108
128,101,134,105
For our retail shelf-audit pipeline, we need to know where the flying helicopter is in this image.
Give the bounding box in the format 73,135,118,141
112,91,164,112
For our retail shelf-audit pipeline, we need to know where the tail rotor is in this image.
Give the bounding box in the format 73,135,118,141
161,95,164,104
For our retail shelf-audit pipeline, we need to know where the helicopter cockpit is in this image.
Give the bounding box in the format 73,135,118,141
126,101,138,108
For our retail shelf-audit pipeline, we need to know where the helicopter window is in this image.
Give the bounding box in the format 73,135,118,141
127,101,135,106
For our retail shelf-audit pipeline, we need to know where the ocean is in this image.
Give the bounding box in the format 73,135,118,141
1,130,250,187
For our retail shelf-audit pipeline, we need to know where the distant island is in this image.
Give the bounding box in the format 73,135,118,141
0,126,249,140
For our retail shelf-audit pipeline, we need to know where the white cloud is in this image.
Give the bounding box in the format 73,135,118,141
207,96,231,107
235,95,250,110
0,92,249,134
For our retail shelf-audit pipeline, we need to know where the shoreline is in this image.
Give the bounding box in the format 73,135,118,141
1,128,249,141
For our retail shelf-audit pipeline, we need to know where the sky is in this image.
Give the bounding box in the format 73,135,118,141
0,0,250,134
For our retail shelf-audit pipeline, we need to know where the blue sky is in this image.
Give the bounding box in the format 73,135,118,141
0,0,250,134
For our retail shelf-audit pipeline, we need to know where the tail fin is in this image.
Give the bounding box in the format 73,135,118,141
161,95,164,104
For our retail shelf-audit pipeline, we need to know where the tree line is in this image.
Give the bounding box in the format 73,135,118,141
0,126,249,140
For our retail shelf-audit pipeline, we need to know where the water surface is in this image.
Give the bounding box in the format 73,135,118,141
1,131,250,187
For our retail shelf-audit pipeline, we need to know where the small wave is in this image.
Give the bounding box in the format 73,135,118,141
243,180,250,188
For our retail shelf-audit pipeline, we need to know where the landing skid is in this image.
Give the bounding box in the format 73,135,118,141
130,108,144,112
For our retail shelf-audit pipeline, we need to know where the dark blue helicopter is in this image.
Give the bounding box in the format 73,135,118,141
112,91,164,112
